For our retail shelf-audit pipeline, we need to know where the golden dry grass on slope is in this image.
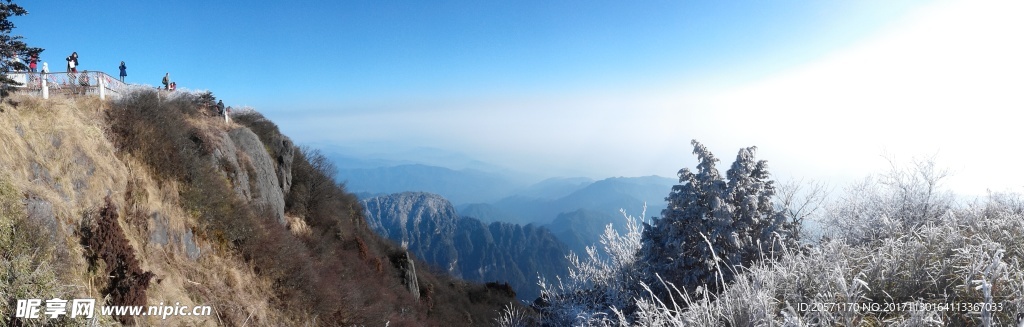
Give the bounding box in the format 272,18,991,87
0,94,291,326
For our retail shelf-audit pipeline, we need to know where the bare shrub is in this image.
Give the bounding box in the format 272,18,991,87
106,89,202,183
80,196,155,325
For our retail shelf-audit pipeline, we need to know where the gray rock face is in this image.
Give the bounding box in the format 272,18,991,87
210,127,287,225
393,251,420,299
183,229,201,260
230,128,286,224
363,192,459,273
25,197,62,243
149,211,203,261
149,212,170,246
271,136,295,196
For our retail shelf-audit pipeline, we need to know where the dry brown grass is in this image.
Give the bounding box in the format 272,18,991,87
0,94,126,216
1,94,125,311
286,214,312,238
1,93,295,326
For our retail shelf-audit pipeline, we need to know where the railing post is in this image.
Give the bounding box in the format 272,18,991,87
99,73,105,100
41,74,48,99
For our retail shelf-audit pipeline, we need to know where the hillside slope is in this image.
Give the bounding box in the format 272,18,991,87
0,92,516,326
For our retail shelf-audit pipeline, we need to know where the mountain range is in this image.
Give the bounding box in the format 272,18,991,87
328,148,677,265
362,192,570,301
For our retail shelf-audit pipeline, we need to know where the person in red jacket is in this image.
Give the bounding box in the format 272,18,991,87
28,54,37,73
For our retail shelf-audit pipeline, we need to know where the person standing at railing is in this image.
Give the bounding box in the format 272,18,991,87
66,52,78,86
66,52,78,72
27,55,37,88
38,62,48,89
77,70,90,95
119,61,127,82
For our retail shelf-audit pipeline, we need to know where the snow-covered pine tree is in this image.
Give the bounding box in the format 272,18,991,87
638,140,794,298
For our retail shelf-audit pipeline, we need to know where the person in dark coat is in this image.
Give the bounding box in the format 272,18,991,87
66,52,78,73
118,61,127,82
66,52,79,85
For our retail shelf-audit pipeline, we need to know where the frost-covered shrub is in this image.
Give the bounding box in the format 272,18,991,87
528,208,646,326
822,157,954,245
631,190,1024,326
495,303,540,327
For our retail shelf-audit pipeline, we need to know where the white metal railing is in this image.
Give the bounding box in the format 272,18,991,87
5,70,129,100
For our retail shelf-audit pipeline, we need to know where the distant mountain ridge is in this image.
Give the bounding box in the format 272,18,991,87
515,176,595,200
362,192,570,301
488,175,674,225
545,209,623,257
341,164,526,204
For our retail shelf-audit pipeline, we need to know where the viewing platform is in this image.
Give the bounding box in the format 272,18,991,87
4,70,129,100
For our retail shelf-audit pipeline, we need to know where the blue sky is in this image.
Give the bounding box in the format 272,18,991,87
16,0,1024,195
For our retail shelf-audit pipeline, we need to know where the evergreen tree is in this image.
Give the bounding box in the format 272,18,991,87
0,1,42,97
638,140,796,298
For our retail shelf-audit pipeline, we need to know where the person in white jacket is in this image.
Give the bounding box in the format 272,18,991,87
38,62,48,89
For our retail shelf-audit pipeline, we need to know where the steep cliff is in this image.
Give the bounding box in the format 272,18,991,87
363,192,571,300
209,127,288,224
363,192,460,271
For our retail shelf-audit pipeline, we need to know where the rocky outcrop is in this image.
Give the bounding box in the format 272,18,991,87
209,127,287,224
269,133,295,196
392,251,421,299
25,196,63,243
148,212,203,260
272,139,292,196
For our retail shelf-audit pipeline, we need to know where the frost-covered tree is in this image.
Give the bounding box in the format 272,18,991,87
638,140,795,298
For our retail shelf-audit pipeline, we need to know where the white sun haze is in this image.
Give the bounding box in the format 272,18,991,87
692,0,1024,195
288,0,1022,192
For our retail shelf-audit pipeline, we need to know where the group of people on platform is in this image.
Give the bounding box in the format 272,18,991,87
10,51,232,123
16,51,176,92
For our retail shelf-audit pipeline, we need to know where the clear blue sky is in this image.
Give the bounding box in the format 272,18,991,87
16,0,1024,195
19,1,921,103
